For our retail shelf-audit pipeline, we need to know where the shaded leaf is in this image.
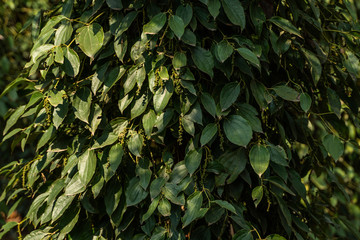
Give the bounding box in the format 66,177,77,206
223,115,252,147
249,144,270,177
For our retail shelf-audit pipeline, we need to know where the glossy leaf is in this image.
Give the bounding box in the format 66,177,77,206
269,16,301,37
143,13,166,34
76,23,104,59
73,87,92,123
249,144,270,177
252,186,263,207
78,149,97,186
62,47,80,77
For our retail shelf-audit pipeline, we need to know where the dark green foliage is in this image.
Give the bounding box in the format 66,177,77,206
1,0,360,239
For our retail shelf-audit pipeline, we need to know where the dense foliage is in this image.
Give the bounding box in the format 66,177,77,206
1,0,360,239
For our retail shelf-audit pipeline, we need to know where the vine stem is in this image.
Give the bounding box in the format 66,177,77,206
251,225,262,240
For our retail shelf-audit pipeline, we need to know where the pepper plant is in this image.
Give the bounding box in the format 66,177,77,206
1,0,360,239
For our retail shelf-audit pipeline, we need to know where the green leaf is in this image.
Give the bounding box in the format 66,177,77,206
124,65,146,95
216,40,233,63
302,48,322,85
182,191,207,227
153,80,174,113
159,66,169,80
143,12,167,34
158,198,171,217
64,173,85,195
150,177,166,200
266,176,295,196
104,143,124,182
78,149,97,186
176,4,193,27
76,23,104,59
0,222,18,239
89,103,102,135
269,16,301,38
250,2,266,35
2,128,22,142
268,144,288,166
237,103,263,133
343,50,360,77
3,105,25,135
142,196,160,222
223,115,252,147
48,90,65,107
273,85,300,102
181,29,196,46
143,110,156,136
185,148,203,175
57,208,80,240
300,93,311,112
192,47,214,78
169,15,185,39
128,132,143,157
103,65,126,95
249,144,270,177
51,194,75,223
237,48,260,70
131,91,150,120
184,102,203,125
212,200,237,214
173,52,187,69
126,177,148,206
23,230,50,240
63,47,80,77
136,158,152,189
182,117,195,136
200,123,218,146
54,22,73,45
266,234,287,240
250,80,272,110
0,77,29,98
220,82,240,111
208,0,221,18
252,186,263,207
233,230,253,240
201,92,216,118
31,44,54,63
47,179,66,205
61,0,73,17
114,34,128,62
327,88,341,118
106,0,123,10
222,0,246,30
105,183,122,216
36,124,55,152
151,227,167,240
200,123,217,146
73,87,92,124
115,11,137,36
322,134,344,161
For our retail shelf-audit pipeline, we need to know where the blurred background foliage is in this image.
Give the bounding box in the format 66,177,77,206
0,0,53,235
